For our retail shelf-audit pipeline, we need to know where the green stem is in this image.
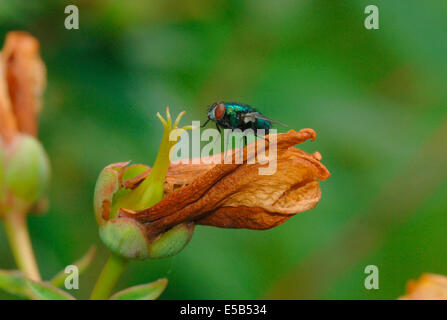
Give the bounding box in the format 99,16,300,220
90,253,129,300
2,211,41,281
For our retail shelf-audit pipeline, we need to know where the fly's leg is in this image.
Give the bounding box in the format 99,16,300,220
224,128,233,161
216,123,223,152
215,123,222,134
236,134,246,162
252,125,270,161
213,123,225,156
201,119,210,128
253,126,269,144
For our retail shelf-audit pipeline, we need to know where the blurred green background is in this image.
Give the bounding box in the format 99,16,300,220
1,0,447,299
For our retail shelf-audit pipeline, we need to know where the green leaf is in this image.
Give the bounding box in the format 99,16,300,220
50,246,96,288
0,270,33,299
110,278,167,300
25,279,76,300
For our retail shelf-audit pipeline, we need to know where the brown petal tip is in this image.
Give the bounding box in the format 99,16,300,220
312,151,322,161
296,128,316,141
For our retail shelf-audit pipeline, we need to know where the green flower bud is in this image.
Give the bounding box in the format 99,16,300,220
0,134,50,216
99,218,149,260
94,108,195,260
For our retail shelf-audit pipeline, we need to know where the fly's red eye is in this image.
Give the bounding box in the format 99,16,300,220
214,103,225,119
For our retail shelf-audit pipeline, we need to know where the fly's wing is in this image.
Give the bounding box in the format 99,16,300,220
243,112,288,127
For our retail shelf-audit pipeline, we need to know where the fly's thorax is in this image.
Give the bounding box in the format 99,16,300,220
224,102,254,113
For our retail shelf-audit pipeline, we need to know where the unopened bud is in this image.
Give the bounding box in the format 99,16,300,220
0,134,50,215
93,109,195,260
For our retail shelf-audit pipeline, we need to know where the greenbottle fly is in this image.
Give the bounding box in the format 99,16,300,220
201,102,288,136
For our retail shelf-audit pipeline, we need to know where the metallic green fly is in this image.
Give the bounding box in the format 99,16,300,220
201,102,288,136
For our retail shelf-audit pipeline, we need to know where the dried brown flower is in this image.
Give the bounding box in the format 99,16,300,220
120,128,330,239
400,273,447,300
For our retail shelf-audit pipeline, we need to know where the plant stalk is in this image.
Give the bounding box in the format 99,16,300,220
90,252,129,300
2,211,41,281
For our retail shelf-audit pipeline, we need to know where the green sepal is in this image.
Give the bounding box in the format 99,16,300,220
148,223,194,259
99,218,149,260
93,162,127,224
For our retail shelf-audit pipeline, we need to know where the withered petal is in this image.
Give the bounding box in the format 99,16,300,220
120,129,330,238
0,49,16,142
2,31,46,137
196,207,292,229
